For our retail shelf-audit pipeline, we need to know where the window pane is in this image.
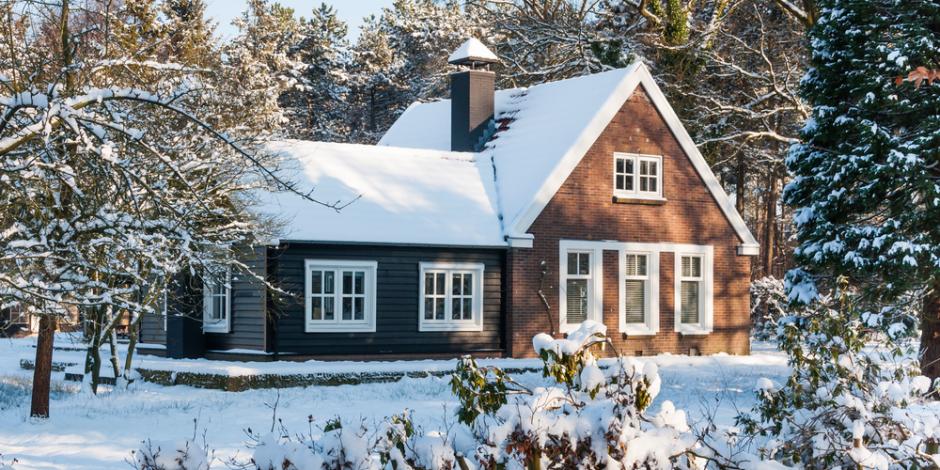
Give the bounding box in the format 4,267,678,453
342,297,352,320
324,296,334,320
452,273,462,296
624,280,645,324
616,158,624,173
354,297,364,320
213,296,220,320
435,298,445,320
640,160,648,175
649,161,658,175
424,298,433,320
616,175,625,190
681,256,691,278
640,177,648,192
578,253,590,275
625,254,647,276
691,257,701,277
681,281,700,324
343,271,352,294
462,273,473,295
649,177,657,192
567,252,578,275
354,271,364,295
311,297,322,320
566,279,588,324
324,271,334,294
435,273,446,295
311,271,322,294
462,298,472,320
452,298,461,320
425,273,434,295
625,159,634,175
625,174,634,191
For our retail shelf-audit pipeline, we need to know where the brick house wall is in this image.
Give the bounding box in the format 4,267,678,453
507,86,751,358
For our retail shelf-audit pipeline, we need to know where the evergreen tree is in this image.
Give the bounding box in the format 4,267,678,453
280,3,350,141
346,0,488,143
784,0,940,383
223,0,305,134
347,16,402,143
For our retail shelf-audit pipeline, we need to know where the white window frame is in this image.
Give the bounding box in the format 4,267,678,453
559,241,605,334
202,267,231,334
304,260,378,333
161,288,168,332
674,246,714,335
619,249,660,335
418,262,485,332
613,153,664,200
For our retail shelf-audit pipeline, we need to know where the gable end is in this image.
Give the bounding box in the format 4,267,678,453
508,64,759,256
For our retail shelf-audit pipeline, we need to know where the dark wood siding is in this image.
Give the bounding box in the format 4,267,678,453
139,246,268,351
139,308,166,345
204,246,268,351
268,243,505,356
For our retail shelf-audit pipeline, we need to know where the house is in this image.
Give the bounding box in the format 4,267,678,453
139,39,759,361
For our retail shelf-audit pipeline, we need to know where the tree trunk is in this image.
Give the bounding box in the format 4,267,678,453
84,306,103,394
763,172,778,277
123,311,144,384
736,155,747,215
921,284,940,397
107,319,120,380
30,315,57,418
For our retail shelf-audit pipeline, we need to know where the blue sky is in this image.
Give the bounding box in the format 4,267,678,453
205,0,394,40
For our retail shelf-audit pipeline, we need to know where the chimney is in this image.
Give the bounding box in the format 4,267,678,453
448,38,498,152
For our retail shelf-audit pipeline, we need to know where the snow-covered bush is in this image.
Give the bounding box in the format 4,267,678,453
451,321,700,468
213,322,703,469
750,277,789,341
738,280,940,468
133,439,209,470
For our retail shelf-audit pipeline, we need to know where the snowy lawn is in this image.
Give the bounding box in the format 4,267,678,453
0,334,788,469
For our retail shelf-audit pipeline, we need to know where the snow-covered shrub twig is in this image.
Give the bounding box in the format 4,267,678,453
171,323,708,469
750,277,788,341
738,278,940,469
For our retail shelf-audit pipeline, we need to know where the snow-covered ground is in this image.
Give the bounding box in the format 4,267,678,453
0,334,788,469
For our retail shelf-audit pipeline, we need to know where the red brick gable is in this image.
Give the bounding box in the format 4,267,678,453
506,85,751,357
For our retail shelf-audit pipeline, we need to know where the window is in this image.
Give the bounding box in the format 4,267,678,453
674,249,713,334
419,262,484,332
614,153,663,199
620,251,660,334
305,260,377,333
202,267,231,333
559,243,603,334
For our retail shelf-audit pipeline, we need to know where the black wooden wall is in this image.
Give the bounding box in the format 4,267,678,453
267,243,506,356
139,246,268,351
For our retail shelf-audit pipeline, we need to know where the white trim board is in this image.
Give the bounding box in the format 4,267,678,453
507,63,759,256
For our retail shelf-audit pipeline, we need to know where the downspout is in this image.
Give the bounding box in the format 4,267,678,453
537,260,555,336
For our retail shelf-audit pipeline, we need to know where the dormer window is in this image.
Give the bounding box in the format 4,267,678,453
614,153,663,200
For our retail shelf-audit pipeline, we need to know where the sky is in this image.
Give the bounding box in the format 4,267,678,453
204,0,395,41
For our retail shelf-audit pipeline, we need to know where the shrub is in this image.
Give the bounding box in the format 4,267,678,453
750,277,788,341
228,322,703,470
738,279,940,469
133,439,209,470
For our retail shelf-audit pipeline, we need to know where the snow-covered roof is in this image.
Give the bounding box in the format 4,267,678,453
379,62,760,253
448,38,498,64
255,141,505,247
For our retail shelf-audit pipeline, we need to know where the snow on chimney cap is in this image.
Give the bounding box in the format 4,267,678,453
448,38,498,66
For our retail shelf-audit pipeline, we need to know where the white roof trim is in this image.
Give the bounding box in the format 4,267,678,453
508,63,760,255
